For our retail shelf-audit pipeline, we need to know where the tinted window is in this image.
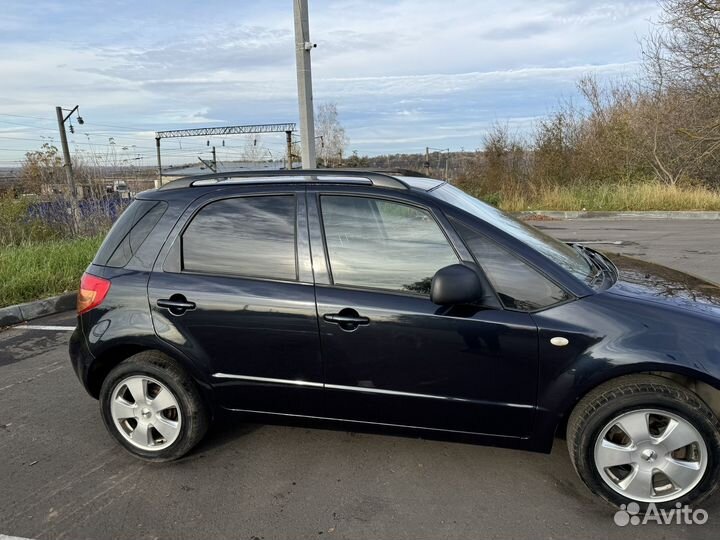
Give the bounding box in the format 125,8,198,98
94,200,162,266
321,196,458,294
107,201,167,268
454,220,570,310
182,195,296,280
431,184,593,282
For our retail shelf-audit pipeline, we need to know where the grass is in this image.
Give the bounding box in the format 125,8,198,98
460,182,720,212
0,236,103,308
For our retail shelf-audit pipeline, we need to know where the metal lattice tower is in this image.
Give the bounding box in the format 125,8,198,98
155,123,296,139
153,123,297,187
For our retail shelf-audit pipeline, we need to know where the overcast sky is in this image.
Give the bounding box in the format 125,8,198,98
0,0,661,166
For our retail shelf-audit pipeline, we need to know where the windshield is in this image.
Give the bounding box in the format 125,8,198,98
430,184,594,282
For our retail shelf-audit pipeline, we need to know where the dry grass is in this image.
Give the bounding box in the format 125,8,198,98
460,182,720,212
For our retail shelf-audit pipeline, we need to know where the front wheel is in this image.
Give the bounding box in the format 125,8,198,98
567,374,720,509
99,351,209,461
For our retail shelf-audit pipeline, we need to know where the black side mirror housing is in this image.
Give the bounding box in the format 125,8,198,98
430,264,484,306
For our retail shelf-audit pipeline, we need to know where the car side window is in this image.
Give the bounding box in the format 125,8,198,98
320,195,458,294
182,195,297,281
105,201,167,268
452,219,570,311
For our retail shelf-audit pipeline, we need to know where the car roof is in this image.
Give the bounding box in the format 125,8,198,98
156,169,446,193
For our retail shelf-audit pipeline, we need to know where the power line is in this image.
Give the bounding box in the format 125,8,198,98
0,113,153,132
0,113,53,120
0,119,57,130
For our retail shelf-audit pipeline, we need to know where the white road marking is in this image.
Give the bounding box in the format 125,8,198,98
580,240,624,245
1,534,36,540
9,325,76,331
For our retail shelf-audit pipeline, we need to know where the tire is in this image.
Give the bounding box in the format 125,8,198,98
567,374,720,509
99,350,209,461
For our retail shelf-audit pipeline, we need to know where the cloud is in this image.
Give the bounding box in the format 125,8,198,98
79,26,295,82
0,0,661,163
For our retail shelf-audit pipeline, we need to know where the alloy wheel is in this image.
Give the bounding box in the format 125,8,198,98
110,375,182,451
593,408,708,503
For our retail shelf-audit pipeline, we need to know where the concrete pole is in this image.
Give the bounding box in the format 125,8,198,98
56,106,77,199
56,106,80,232
285,130,293,169
293,0,316,168
155,137,162,188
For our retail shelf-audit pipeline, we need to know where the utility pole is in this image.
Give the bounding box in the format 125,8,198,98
198,156,217,173
56,106,78,199
286,130,294,169
212,146,217,171
424,146,430,174
293,0,317,168
56,105,82,231
155,137,162,188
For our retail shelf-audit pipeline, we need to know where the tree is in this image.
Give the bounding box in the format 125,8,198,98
344,150,369,168
641,0,720,184
240,134,268,163
646,0,720,98
315,102,348,167
19,143,64,194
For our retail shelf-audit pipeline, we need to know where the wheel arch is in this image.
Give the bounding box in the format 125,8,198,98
557,367,720,439
87,343,146,398
86,341,214,416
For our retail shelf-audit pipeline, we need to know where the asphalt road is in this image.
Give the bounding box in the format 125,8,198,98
534,218,720,284
1,218,719,540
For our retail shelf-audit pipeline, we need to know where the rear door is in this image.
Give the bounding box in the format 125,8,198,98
148,185,323,415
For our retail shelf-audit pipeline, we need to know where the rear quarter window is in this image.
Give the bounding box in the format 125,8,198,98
93,200,168,268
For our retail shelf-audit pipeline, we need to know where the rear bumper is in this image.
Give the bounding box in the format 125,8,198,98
69,322,96,397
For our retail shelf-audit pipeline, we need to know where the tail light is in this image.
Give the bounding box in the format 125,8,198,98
77,273,111,315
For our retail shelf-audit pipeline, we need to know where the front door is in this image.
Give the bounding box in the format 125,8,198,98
148,186,323,415
308,189,539,437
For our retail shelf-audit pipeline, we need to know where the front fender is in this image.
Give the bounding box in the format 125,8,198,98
529,292,720,450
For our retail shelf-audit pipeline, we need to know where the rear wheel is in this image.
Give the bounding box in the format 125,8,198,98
100,351,209,461
567,374,720,509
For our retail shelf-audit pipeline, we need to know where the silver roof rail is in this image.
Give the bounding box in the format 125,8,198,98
159,169,411,190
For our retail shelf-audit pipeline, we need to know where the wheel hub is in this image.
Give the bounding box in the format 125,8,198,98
140,407,152,420
640,447,657,463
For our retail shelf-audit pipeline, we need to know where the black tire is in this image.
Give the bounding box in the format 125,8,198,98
99,350,209,462
567,374,720,510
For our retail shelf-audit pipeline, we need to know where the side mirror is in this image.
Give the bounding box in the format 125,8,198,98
430,264,484,306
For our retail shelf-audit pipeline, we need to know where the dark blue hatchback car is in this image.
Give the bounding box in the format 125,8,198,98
70,169,720,509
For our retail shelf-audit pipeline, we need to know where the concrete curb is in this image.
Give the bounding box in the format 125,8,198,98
516,210,720,220
0,292,77,328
